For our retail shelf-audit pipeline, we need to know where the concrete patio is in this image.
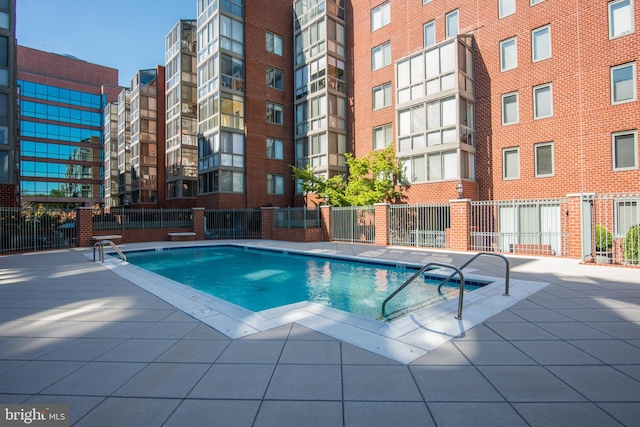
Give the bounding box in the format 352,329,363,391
0,241,639,426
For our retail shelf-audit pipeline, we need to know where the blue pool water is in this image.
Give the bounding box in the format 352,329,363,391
123,246,479,320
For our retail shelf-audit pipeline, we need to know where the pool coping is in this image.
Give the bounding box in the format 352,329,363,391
88,242,549,364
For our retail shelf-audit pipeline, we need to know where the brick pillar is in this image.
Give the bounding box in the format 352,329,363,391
565,194,584,259
77,207,94,247
192,208,205,240
449,199,470,252
261,207,277,240
375,203,390,246
320,205,331,241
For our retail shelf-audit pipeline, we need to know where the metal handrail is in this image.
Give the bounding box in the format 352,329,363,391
93,240,127,263
437,252,510,296
381,262,465,319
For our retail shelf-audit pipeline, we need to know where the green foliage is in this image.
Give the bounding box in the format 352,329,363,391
594,224,613,252
624,225,639,264
291,146,407,206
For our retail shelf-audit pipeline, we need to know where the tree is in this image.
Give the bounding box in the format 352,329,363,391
291,146,407,206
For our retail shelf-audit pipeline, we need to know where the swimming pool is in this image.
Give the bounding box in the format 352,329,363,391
123,245,483,321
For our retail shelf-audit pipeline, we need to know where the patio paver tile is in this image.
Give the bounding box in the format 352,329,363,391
410,366,504,402
165,399,260,427
188,363,275,399
113,362,210,398
428,402,527,427
255,401,343,427
343,365,423,402
265,364,342,401
546,366,640,401
344,401,434,427
75,397,181,427
512,403,623,427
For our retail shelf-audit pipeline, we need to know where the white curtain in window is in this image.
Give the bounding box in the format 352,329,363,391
411,55,425,84
399,110,411,135
443,151,457,179
397,60,410,87
425,49,440,79
441,97,456,126
611,0,632,36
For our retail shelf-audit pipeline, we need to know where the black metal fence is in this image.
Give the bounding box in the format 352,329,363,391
0,206,77,254
204,209,262,239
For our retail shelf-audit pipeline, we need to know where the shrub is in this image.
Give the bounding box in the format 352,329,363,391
624,225,639,265
594,224,613,252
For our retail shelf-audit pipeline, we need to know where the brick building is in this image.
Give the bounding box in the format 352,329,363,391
17,46,121,207
349,0,639,203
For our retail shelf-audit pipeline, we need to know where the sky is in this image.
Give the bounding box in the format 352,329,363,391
16,0,197,87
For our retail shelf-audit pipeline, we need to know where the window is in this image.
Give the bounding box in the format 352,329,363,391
612,130,638,170
533,83,553,119
502,92,519,125
266,102,284,124
267,174,285,195
609,0,634,39
266,31,283,56
0,151,7,182
499,0,516,18
611,62,637,104
500,37,517,71
372,42,391,71
503,147,520,180
372,82,392,110
531,0,545,5
446,10,459,38
267,138,284,160
424,21,436,48
615,200,638,237
266,66,283,90
373,123,392,150
535,142,554,177
423,0,433,4
371,2,390,32
532,25,551,62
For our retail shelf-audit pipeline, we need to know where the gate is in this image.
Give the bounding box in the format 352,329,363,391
580,193,640,265
388,204,449,248
331,206,375,243
470,198,567,256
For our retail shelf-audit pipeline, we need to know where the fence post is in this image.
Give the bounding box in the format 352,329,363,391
449,198,471,252
320,205,331,241
374,203,390,246
192,208,205,240
261,207,277,240
565,194,584,259
76,207,94,247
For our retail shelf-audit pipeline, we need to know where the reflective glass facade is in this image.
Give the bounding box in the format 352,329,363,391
196,0,246,195
166,20,198,202
293,0,348,189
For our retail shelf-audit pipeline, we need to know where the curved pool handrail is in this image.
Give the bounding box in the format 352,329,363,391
437,252,510,296
381,262,465,319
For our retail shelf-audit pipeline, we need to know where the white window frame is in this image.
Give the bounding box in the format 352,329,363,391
372,82,392,110
372,42,391,71
446,10,459,39
266,31,283,56
530,0,545,5
532,25,551,62
610,62,637,105
612,130,638,171
500,37,518,72
266,138,284,160
502,91,519,125
371,2,391,32
499,0,516,19
535,142,554,177
503,147,520,180
373,123,392,150
423,0,434,4
533,83,553,119
608,0,635,39
424,21,436,48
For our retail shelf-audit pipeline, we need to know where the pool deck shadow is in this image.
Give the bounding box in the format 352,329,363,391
1,240,639,426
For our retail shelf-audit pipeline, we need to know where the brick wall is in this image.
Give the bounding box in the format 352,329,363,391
0,184,17,207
